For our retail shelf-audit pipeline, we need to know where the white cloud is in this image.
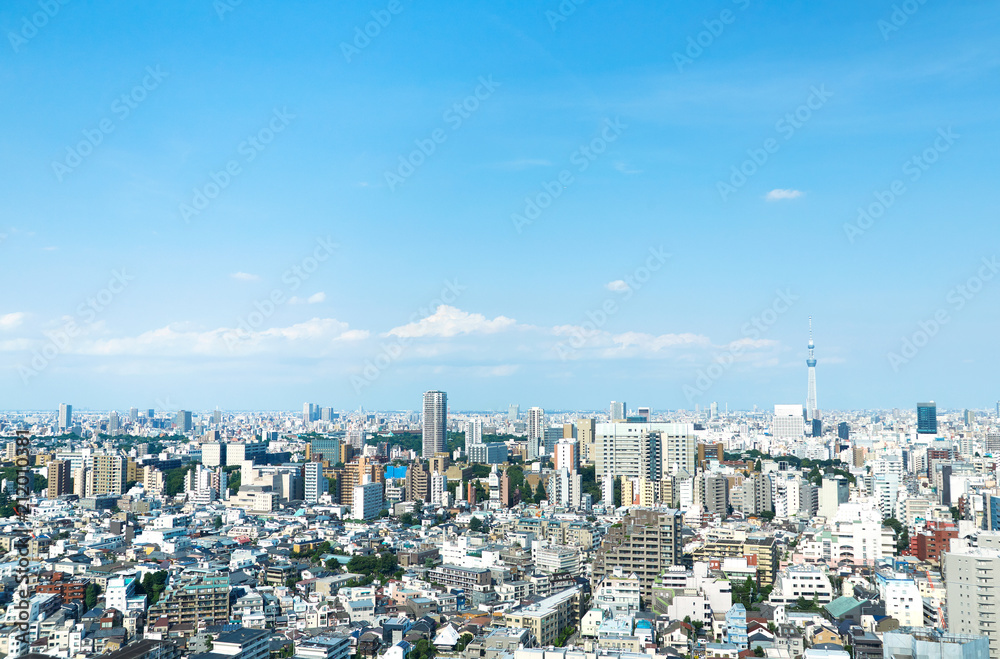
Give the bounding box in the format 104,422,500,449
231,272,260,281
289,292,326,305
605,280,630,292
765,188,803,201
494,158,553,170
387,305,517,338
614,161,642,175
611,331,712,352
76,318,368,357
0,312,26,330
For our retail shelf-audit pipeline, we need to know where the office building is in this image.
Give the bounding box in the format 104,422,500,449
175,410,193,433
577,417,596,464
422,390,447,459
58,403,72,430
46,460,71,498
917,402,937,435
468,442,508,464
772,404,805,438
202,442,226,467
610,401,626,421
108,411,120,435
508,404,519,422
819,475,849,520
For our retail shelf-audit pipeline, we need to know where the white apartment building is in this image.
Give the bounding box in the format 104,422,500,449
875,570,923,627
351,481,383,520
593,567,641,617
768,564,836,606
945,546,1000,658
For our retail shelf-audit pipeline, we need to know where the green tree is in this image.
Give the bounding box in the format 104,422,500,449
754,459,762,472
614,476,622,507
213,516,223,529
754,647,765,657
534,481,546,504
469,517,483,532
141,571,169,606
84,582,101,612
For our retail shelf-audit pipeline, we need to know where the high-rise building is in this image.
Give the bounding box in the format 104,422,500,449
352,478,384,519
554,439,579,472
46,460,71,498
577,418,596,464
945,546,1000,659
58,403,72,431
964,409,975,426
508,404,519,422
610,401,626,421
213,409,222,424
838,422,850,441
593,508,683,603
709,402,718,420
202,443,226,467
917,402,937,435
129,407,139,423
108,411,120,435
527,407,545,459
422,391,447,459
806,317,818,421
637,407,651,422
466,418,483,447
304,462,328,503
596,422,696,480
175,410,193,433
303,402,320,423
90,454,127,495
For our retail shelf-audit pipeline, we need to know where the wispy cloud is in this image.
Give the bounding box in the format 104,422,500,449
231,272,260,281
289,292,326,305
765,188,803,201
614,161,642,175
0,312,26,330
493,158,553,170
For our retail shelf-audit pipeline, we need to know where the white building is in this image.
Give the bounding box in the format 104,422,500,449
772,405,805,439
352,480,383,520
594,567,641,617
768,564,836,606
875,570,922,627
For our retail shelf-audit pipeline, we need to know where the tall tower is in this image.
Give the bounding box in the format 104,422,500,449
422,390,447,459
806,317,818,421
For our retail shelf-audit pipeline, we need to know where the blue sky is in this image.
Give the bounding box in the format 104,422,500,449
2,0,999,413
